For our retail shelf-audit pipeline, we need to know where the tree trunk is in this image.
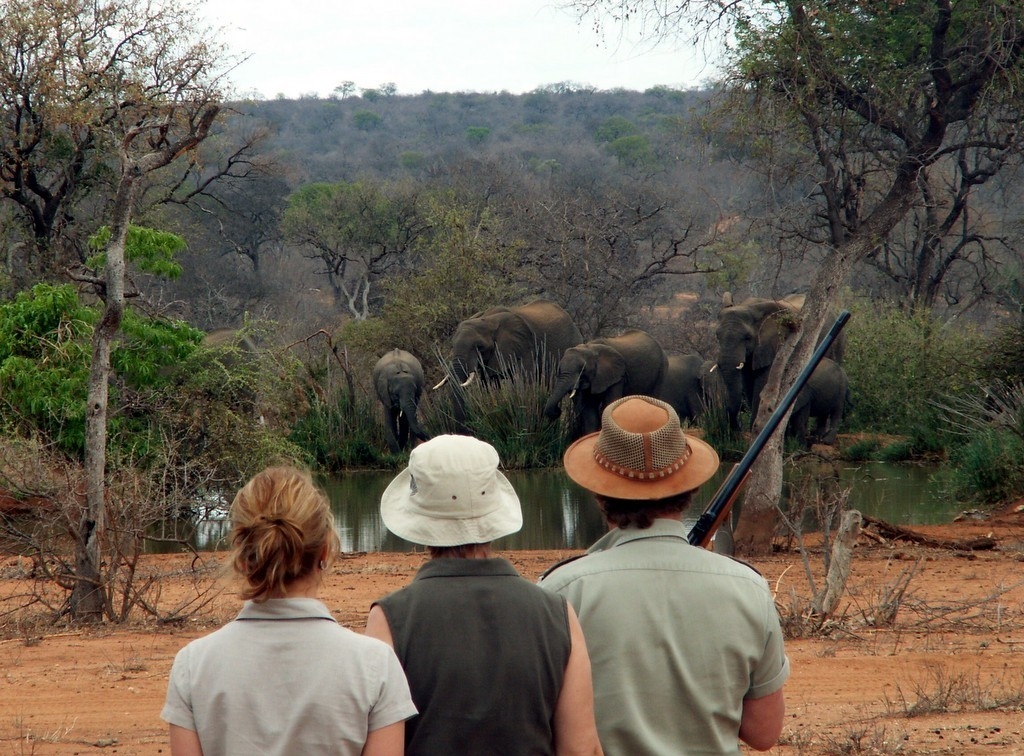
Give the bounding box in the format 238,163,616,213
816,509,863,616
733,216,907,554
69,170,137,622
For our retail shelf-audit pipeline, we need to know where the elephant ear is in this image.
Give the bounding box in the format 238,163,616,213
495,314,537,356
591,348,627,394
752,310,800,371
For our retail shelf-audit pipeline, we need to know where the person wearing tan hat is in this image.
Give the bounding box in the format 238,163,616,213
538,396,789,754
365,434,603,756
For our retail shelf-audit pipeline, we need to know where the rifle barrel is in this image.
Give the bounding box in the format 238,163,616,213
687,310,851,546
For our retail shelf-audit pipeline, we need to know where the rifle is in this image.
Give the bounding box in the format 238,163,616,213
687,310,852,547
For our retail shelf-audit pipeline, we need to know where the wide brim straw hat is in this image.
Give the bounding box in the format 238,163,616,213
380,434,523,547
563,395,720,500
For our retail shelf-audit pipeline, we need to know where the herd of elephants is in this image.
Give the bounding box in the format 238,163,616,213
371,297,849,454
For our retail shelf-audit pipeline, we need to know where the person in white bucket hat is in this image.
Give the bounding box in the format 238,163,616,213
366,434,602,756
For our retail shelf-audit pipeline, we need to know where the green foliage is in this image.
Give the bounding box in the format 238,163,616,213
465,126,491,144
876,440,916,463
595,115,638,143
0,285,291,484
399,151,426,170
977,321,1024,387
289,391,389,470
0,285,95,450
113,311,203,387
281,179,420,263
352,110,382,130
341,195,527,362
459,370,573,469
947,427,1024,505
644,85,687,102
843,301,983,442
606,134,654,168
942,378,1024,504
844,437,880,461
701,241,759,294
86,225,186,279
0,284,95,359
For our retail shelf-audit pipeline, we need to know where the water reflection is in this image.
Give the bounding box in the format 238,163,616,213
165,460,961,554
319,469,609,553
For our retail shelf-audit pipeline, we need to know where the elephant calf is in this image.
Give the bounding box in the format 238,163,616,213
787,358,849,447
656,353,706,424
373,349,429,453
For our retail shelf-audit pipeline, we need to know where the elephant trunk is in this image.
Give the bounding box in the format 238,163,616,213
717,360,746,430
398,394,428,442
544,376,578,421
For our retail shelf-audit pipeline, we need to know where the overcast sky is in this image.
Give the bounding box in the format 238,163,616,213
198,0,719,99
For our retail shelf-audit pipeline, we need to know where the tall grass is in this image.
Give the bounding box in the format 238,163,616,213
290,356,575,471
460,371,575,469
942,381,1024,504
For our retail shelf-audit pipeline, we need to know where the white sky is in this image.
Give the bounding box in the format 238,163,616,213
198,0,720,99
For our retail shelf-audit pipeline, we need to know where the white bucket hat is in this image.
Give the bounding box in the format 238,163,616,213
380,435,523,546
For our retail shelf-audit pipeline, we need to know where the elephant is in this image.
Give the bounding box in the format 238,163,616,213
656,353,706,424
787,357,850,447
543,329,668,438
437,299,583,428
712,293,847,430
373,349,429,453
698,358,728,419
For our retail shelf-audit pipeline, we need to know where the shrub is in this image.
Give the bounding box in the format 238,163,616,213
943,380,1024,504
843,301,984,443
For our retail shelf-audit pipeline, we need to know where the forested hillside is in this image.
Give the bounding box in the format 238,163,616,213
140,84,1022,353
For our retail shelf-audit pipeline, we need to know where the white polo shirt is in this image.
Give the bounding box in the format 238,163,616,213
162,597,416,756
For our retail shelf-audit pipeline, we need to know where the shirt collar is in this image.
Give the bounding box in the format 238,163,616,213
235,597,337,622
586,518,690,554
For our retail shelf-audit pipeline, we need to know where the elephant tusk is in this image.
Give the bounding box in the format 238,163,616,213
568,388,576,400
460,371,477,388
709,364,717,373
736,361,744,370
432,376,448,390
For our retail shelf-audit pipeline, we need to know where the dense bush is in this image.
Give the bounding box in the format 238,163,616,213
843,301,984,447
0,285,301,489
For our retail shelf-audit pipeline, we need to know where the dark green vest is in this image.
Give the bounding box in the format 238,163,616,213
375,557,571,755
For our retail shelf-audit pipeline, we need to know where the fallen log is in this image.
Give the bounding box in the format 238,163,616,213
860,514,996,551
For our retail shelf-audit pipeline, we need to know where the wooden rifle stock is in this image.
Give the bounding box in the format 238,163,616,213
687,310,852,547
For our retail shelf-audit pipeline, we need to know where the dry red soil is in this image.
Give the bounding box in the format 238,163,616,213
3,502,1024,755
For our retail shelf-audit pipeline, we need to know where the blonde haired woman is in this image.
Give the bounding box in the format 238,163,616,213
163,466,416,756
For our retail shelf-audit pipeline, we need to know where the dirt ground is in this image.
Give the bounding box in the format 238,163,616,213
3,503,1024,755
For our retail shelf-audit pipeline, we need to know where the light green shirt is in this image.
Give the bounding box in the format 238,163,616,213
162,597,416,756
539,519,789,755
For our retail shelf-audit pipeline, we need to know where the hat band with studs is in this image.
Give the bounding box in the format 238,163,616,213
592,443,691,481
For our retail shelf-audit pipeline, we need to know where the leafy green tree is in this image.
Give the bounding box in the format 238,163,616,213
352,110,382,130
281,180,429,319
343,193,526,364
606,135,655,169
595,115,638,143
0,0,236,619
332,81,357,99
466,127,492,144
